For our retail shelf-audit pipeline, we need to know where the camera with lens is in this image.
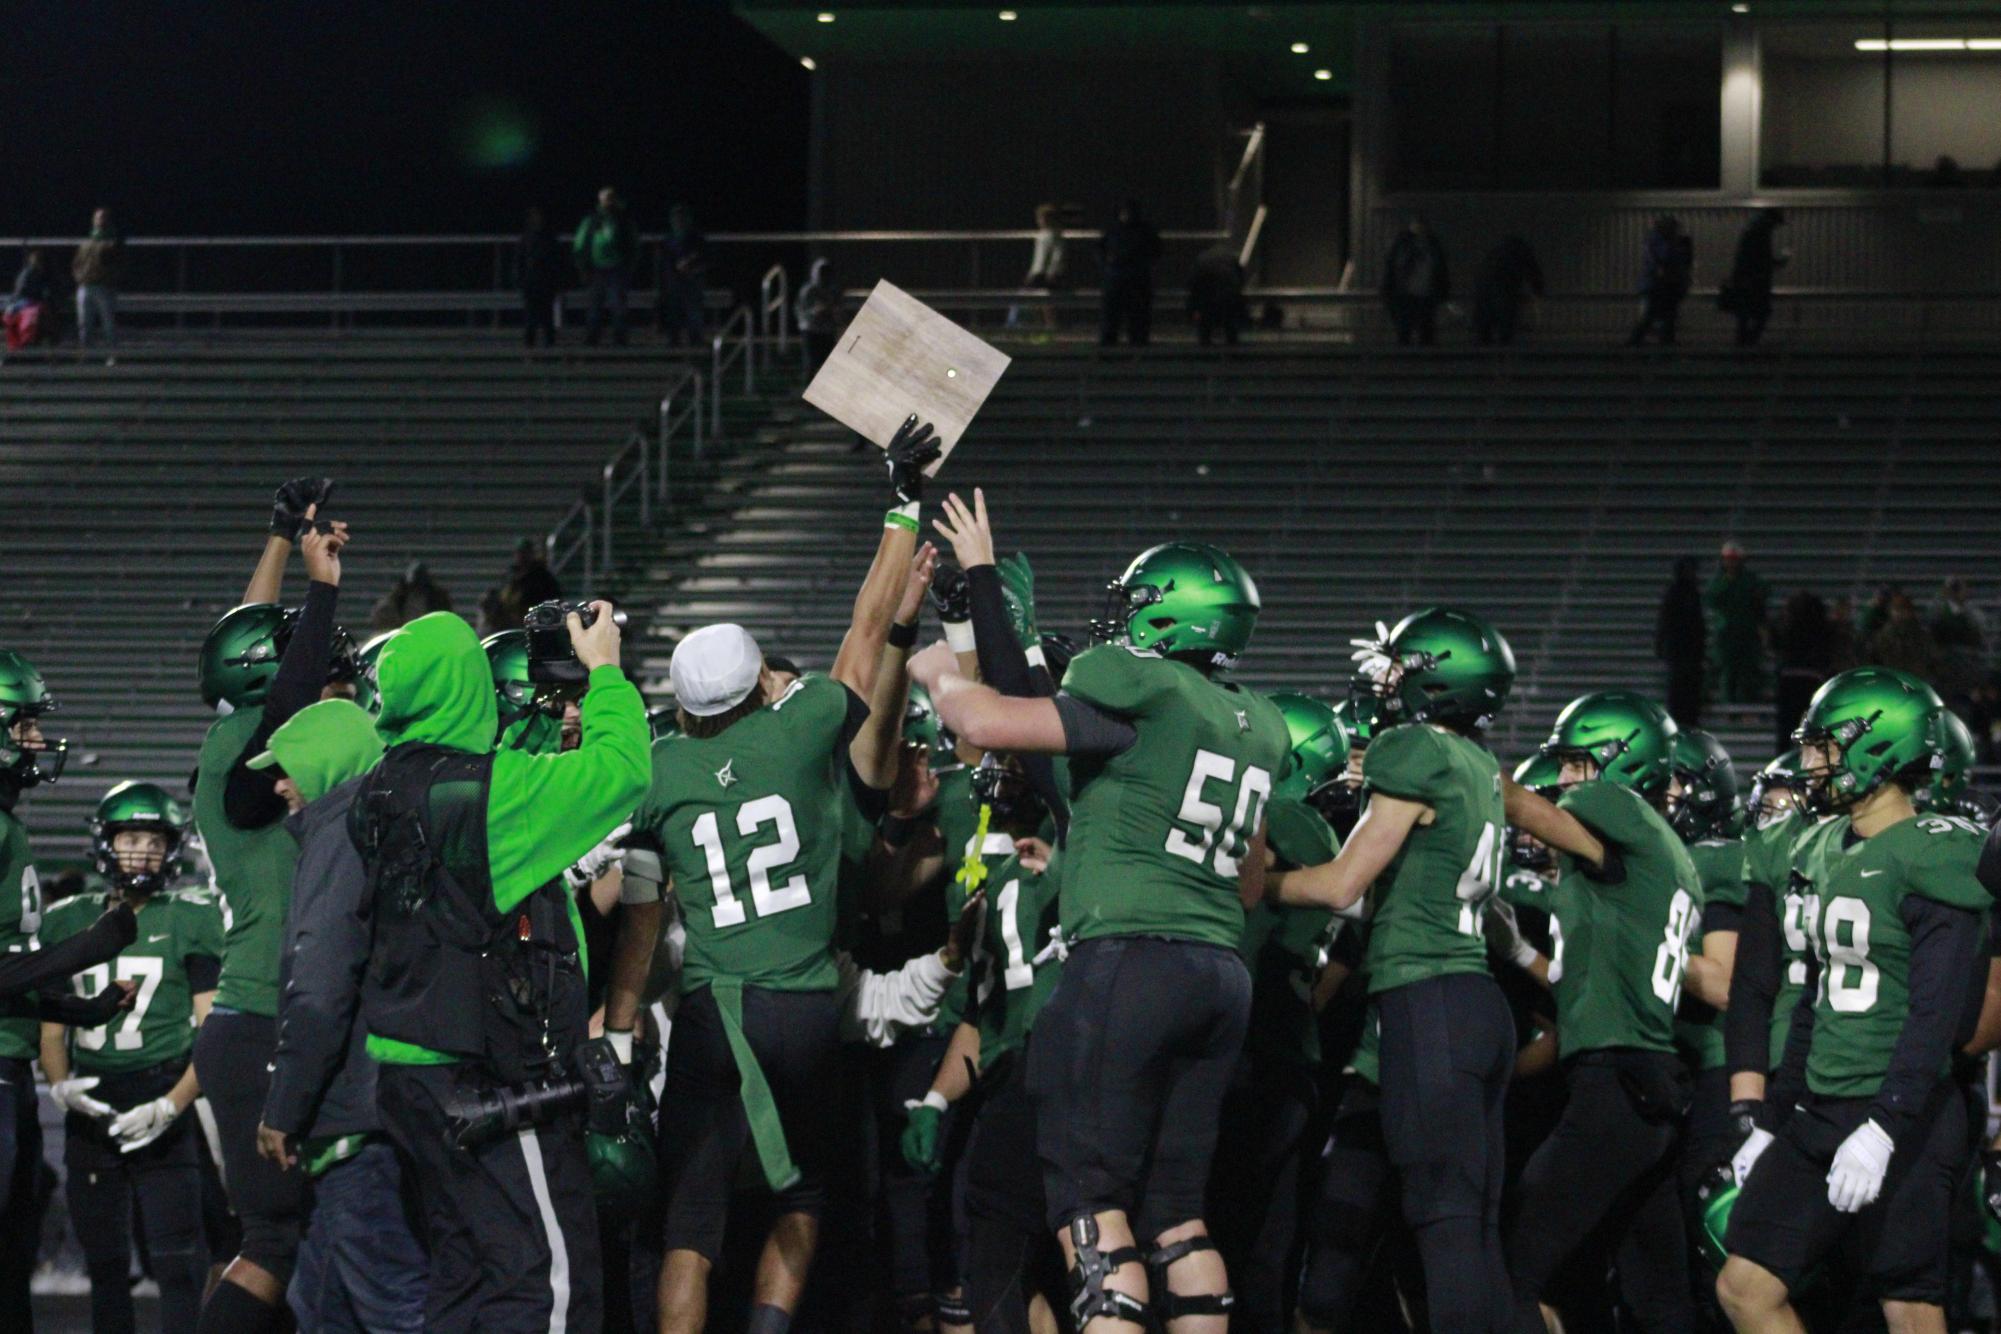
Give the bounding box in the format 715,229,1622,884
522,599,628,689
441,1036,636,1150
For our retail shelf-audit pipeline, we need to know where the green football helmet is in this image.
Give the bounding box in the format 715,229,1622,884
1332,693,1377,751
1918,707,1978,814
1665,729,1741,843
351,630,397,717
1092,542,1261,670
89,781,191,897
1693,1160,1737,1280
0,650,67,789
484,630,562,754
1792,667,1943,813
1509,753,1564,871
200,604,290,709
1269,693,1349,804
1541,691,1679,798
1354,608,1516,731
905,684,962,773
1747,748,1804,829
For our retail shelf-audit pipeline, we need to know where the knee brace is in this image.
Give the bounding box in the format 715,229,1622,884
236,1211,300,1284
1147,1236,1235,1321
1065,1215,1149,1327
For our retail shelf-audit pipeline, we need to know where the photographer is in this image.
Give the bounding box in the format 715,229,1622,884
358,605,649,1332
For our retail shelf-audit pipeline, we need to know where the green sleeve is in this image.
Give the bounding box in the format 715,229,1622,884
622,738,675,855
36,896,86,950
1267,798,1338,870
778,675,850,750
182,893,227,968
488,664,652,911
1691,841,1749,910
573,218,591,254
1361,724,1447,803
1557,780,1650,849
1902,820,1991,913
1060,646,1165,718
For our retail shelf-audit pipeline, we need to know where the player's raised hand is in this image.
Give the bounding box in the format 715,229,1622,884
896,543,938,626
908,640,959,693
298,504,350,585
889,741,939,818
886,415,942,504
933,489,996,569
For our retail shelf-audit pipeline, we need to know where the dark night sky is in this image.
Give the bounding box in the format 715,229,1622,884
5,1,808,237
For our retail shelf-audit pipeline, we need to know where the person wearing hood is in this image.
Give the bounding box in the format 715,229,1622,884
354,605,648,1333
247,700,425,1333
797,258,842,371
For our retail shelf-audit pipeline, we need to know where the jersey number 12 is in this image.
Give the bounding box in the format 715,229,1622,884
690,795,812,930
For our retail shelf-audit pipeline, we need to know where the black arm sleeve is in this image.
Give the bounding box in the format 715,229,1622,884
1053,693,1138,758
0,904,136,999
1725,881,1782,1080
1768,949,1818,1113
965,564,1068,827
1702,901,1745,935
1869,896,1984,1144
223,579,340,829
184,954,221,995
838,686,889,823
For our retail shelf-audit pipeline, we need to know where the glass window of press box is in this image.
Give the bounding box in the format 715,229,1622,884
1386,23,1722,190
1761,21,2001,188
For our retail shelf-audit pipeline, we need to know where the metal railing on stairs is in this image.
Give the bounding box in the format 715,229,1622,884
545,364,702,589
710,304,755,438
759,264,791,371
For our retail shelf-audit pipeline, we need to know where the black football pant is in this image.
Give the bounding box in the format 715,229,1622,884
1295,1076,1403,1333
1507,1052,1695,1334
1210,1054,1316,1333
871,1031,965,1311
962,1055,1065,1334
65,1063,208,1334
0,1055,46,1331
378,1062,601,1334
192,1010,304,1288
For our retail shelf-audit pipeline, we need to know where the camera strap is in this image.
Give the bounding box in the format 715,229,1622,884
709,979,800,1192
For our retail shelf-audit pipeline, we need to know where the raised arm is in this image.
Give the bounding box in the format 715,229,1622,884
1503,777,1608,870
243,477,334,605
850,545,936,790
830,417,940,695
1270,794,1426,912
912,642,1068,755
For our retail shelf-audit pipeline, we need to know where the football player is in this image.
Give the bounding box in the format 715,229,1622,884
1210,692,1347,1332
1268,608,1517,1331
1718,668,1989,1333
1499,690,1702,1332
189,480,357,1333
1919,707,1996,826
41,783,225,1334
915,530,1289,1333
626,418,940,1334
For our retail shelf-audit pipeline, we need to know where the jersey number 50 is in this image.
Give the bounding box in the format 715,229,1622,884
1165,750,1272,879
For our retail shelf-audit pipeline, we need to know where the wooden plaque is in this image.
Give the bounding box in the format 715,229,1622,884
802,280,1011,474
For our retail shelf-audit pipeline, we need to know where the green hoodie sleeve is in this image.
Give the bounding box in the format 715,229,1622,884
487,664,651,911
573,217,592,257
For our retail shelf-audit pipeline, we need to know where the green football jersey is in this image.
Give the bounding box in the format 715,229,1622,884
1744,810,1812,1068
0,809,44,1060
629,675,854,992
1058,646,1289,950
41,889,224,1073
973,847,1063,1065
1792,811,1989,1099
1545,780,1702,1059
935,767,1018,1029
1242,798,1341,1067
194,706,298,1016
1675,838,1748,1073
1359,724,1506,995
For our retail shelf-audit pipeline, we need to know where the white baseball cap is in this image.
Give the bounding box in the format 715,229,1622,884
670,624,764,717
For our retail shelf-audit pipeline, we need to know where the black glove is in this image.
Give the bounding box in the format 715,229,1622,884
930,566,971,625
41,986,132,1029
885,415,942,505
577,1036,632,1136
1728,1097,1775,1141
1983,1149,2001,1225
271,476,334,540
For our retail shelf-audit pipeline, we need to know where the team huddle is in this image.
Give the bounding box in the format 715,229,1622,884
2,437,2000,1334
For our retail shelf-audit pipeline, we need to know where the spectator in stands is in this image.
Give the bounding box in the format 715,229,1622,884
1722,208,1787,347
519,207,563,349
1771,590,1834,751
72,207,123,357
1655,556,1707,728
1008,202,1067,331
1705,539,1768,702
1863,590,1939,682
1473,234,1543,345
1098,198,1162,347
4,249,51,353
1856,583,1899,645
1186,241,1247,347
1826,596,1860,673
1928,575,1988,708
502,538,562,623
657,203,709,348
796,257,842,372
1628,215,1692,347
370,561,454,632
1381,216,1448,346
575,186,638,347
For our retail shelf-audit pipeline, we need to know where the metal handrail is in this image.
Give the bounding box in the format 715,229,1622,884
658,369,704,505
1238,204,1269,271
546,500,594,591
0,228,1231,247
710,304,755,438
759,263,791,369
548,364,700,585
599,428,650,573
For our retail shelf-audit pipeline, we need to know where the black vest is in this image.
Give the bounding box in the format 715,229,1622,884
349,742,585,1084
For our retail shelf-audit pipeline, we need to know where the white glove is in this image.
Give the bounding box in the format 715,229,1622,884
1484,900,1539,969
564,821,633,890
1732,1127,1774,1187
1348,620,1396,686
49,1075,114,1119
1826,1118,1894,1213
108,1096,182,1153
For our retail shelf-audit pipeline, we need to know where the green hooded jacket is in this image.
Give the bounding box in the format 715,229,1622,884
263,700,385,804
364,612,651,1064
